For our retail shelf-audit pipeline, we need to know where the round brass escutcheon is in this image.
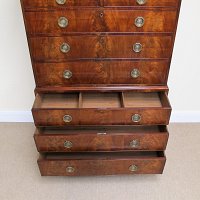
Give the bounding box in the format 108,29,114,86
60,43,70,53
63,70,72,79
58,17,68,28
129,139,140,148
132,114,141,123
133,43,142,53
66,166,75,173
131,69,140,78
56,0,66,5
129,164,138,172
136,0,147,5
64,140,73,148
135,17,145,28
63,115,72,123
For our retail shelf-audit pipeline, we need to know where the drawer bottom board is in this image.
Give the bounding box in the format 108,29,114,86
38,151,166,176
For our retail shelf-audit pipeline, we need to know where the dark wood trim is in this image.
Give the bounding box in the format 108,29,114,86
35,85,169,93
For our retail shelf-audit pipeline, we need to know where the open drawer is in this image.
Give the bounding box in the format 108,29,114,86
34,126,169,152
32,92,171,126
38,151,166,176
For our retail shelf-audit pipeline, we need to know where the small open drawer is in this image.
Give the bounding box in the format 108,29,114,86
38,151,166,176
32,92,171,126
34,126,169,152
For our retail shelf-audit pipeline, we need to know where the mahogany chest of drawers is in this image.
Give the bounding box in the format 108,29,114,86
21,0,181,176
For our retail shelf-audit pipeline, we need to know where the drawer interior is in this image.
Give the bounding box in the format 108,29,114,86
41,151,165,160
38,93,79,108
123,92,162,107
82,93,121,108
34,92,169,109
36,125,167,135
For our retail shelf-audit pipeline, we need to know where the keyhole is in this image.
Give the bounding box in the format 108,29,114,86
100,12,104,18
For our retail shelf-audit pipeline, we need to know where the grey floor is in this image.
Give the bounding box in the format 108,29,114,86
0,123,200,200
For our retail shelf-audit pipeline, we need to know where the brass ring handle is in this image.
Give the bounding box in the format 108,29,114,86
58,17,68,28
63,115,72,123
60,43,70,53
129,165,138,172
132,114,141,123
129,139,140,148
135,17,145,28
131,69,140,78
133,43,142,53
64,141,73,148
56,0,66,5
63,70,72,79
136,0,147,5
66,166,75,173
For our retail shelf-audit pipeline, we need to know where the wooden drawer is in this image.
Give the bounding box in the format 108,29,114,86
34,61,169,86
21,0,99,9
29,35,173,61
21,0,180,9
32,92,171,126
24,10,177,34
38,151,166,176
34,126,168,152
104,0,179,7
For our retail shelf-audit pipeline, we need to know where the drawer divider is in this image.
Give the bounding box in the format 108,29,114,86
120,92,125,108
78,92,83,108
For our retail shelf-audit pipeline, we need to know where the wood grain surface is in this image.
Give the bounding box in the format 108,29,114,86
32,92,171,126
21,0,179,9
34,126,169,152
29,35,173,61
24,10,177,34
34,60,169,86
38,151,166,176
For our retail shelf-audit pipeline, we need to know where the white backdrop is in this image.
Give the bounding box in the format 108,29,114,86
0,0,199,122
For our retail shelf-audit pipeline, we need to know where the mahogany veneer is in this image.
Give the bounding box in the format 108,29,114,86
38,152,166,176
24,10,177,34
21,0,181,176
32,92,171,126
22,0,179,9
29,35,173,60
34,126,169,152
34,61,169,86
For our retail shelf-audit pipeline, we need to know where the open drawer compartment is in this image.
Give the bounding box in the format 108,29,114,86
32,91,171,126
34,126,169,152
38,151,166,176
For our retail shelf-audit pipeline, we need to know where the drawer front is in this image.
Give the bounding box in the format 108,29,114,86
38,152,166,176
21,0,99,9
104,10,177,33
104,0,179,7
25,10,177,34
34,62,109,86
24,10,102,34
32,92,171,126
29,35,173,61
34,128,169,152
34,61,169,86
32,109,171,126
22,0,179,9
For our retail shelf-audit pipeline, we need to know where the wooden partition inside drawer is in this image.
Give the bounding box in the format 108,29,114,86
32,92,171,126
38,151,166,176
34,126,169,152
